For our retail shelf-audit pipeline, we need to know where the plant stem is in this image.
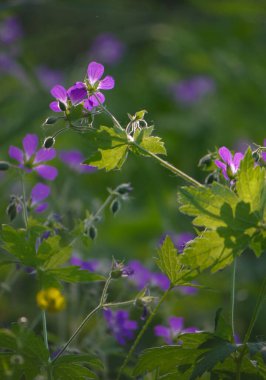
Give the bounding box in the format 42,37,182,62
131,141,202,188
235,276,266,379
116,287,172,380
52,274,112,363
231,258,237,340
20,172,28,229
42,310,50,357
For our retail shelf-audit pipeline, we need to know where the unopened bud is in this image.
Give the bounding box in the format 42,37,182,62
6,203,17,221
198,154,212,169
205,172,219,185
88,225,97,240
110,199,120,215
43,136,55,149
111,269,123,279
43,116,58,125
116,183,133,195
252,151,260,162
0,161,10,171
59,101,66,111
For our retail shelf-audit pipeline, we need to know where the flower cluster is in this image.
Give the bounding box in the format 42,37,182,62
154,316,198,345
103,308,138,345
36,288,66,312
50,61,114,113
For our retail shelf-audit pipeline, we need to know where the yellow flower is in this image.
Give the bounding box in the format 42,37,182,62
36,287,66,312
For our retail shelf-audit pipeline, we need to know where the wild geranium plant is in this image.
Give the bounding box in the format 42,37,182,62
0,61,266,380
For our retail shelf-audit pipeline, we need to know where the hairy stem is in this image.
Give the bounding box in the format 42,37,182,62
20,172,28,229
116,287,172,380
231,258,237,340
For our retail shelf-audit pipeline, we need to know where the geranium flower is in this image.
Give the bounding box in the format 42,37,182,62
215,146,244,180
103,308,137,345
67,61,115,111
9,134,57,180
49,84,69,112
59,150,96,173
154,316,197,345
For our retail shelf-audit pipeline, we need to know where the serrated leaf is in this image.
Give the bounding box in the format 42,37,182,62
37,235,72,269
155,236,192,285
0,329,17,350
86,144,128,171
236,148,266,214
214,308,232,342
181,230,234,273
190,341,237,380
54,354,103,369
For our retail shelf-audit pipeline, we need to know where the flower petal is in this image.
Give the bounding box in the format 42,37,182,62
83,96,98,111
233,152,244,170
154,325,172,344
34,148,56,164
50,84,67,103
67,82,87,105
169,317,183,333
23,134,38,160
262,152,266,162
31,183,50,204
49,101,61,112
35,203,49,213
98,75,115,90
90,92,105,105
8,145,24,163
87,61,104,84
218,146,232,165
34,165,58,180
214,160,228,180
183,327,198,334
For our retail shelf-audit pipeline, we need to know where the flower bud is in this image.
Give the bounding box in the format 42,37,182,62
43,116,58,125
110,199,120,215
59,101,67,111
43,136,55,149
0,161,10,171
6,202,17,221
116,183,133,195
252,151,260,162
198,153,212,169
88,225,97,240
111,269,123,279
205,172,219,185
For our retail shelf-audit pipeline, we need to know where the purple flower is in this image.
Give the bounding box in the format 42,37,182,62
262,139,266,162
49,84,69,112
215,146,244,180
59,150,96,173
154,316,197,345
8,134,58,180
151,272,170,291
35,66,64,91
70,256,99,272
103,308,137,345
0,16,23,45
89,33,125,65
160,232,194,253
128,260,151,290
30,183,50,213
170,76,215,105
67,61,115,111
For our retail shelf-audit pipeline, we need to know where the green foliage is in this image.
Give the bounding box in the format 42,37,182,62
52,354,103,380
83,125,166,171
178,149,266,273
0,324,49,379
155,236,194,285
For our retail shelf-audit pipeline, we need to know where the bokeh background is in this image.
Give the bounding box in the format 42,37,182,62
0,0,266,376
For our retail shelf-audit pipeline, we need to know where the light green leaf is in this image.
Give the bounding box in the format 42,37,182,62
37,235,72,269
45,266,105,283
236,148,266,214
87,144,128,171
155,236,192,285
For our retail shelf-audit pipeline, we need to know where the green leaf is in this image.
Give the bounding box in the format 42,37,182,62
0,329,17,350
45,266,105,283
68,104,85,122
133,126,166,155
53,354,103,370
236,148,266,214
155,236,192,285
37,235,72,269
83,125,128,171
181,230,234,273
53,364,97,379
190,340,237,380
214,308,232,342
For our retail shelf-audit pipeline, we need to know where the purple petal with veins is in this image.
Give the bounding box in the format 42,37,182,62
34,165,58,181
31,183,50,203
233,152,244,170
49,101,61,112
68,82,87,105
50,84,67,103
87,61,104,84
8,146,24,163
92,92,105,104
34,148,56,164
218,146,232,165
98,75,115,90
23,134,38,160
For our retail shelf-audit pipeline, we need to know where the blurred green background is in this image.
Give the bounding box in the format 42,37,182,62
0,0,265,367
